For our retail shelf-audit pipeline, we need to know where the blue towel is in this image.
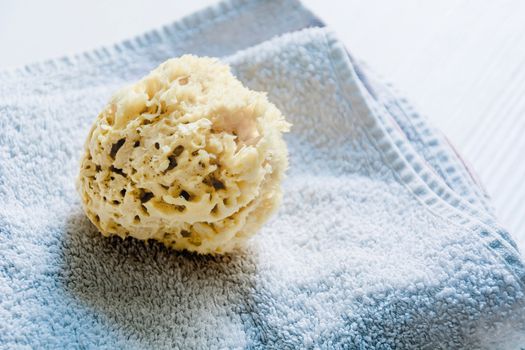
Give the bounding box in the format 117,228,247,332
0,0,523,348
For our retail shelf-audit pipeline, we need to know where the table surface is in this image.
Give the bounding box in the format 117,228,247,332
2,0,524,250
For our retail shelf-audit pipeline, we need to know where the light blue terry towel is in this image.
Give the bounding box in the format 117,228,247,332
0,0,524,349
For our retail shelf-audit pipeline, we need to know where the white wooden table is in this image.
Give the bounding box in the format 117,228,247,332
2,0,524,250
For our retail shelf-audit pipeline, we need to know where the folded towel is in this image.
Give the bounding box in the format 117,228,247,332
0,0,523,349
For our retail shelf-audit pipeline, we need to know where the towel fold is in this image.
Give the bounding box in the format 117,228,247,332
0,0,523,348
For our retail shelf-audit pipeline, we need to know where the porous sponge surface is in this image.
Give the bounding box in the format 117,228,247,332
77,55,290,254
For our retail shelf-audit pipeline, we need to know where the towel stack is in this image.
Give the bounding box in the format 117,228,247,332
0,0,523,348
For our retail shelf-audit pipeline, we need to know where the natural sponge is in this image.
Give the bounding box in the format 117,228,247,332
76,55,290,254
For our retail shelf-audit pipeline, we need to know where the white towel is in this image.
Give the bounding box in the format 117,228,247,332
0,0,523,348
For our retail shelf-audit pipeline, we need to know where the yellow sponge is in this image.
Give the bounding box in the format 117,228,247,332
77,55,290,254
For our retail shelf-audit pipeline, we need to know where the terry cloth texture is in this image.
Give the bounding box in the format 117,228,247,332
0,0,524,348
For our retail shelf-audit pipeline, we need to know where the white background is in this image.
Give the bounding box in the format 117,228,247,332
1,0,524,249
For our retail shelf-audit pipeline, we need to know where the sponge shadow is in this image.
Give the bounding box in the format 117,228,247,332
60,211,264,348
